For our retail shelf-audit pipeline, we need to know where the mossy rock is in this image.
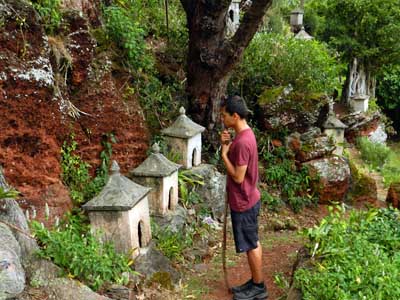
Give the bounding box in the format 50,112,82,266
348,160,377,200
149,271,174,290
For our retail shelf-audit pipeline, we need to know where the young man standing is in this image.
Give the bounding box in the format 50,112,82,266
220,95,267,300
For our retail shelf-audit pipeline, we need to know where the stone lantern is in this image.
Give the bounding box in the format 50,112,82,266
323,112,348,156
83,161,152,259
290,8,304,32
129,143,181,216
161,107,205,169
350,94,370,113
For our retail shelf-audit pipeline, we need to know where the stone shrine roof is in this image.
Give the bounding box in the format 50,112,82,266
161,107,205,139
130,143,181,177
83,161,151,211
323,113,348,129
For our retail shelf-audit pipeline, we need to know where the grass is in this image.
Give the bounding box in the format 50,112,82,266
357,138,400,187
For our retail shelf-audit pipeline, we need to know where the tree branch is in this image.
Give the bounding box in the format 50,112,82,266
229,0,273,53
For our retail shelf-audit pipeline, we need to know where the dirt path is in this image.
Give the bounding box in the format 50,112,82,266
185,206,329,300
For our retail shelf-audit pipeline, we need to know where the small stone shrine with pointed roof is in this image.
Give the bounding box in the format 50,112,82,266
129,143,181,216
323,109,348,156
161,107,205,169
83,161,152,259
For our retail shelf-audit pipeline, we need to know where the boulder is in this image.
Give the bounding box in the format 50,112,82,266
0,167,38,264
189,164,226,221
347,160,378,205
152,204,187,233
134,242,181,287
0,199,39,265
341,112,383,144
304,156,351,204
257,87,329,133
287,129,335,163
45,278,112,300
0,223,25,299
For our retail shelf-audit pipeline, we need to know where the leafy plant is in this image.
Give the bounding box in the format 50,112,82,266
60,134,114,205
0,187,19,199
103,5,153,72
262,146,316,212
260,190,283,212
178,170,204,208
31,210,135,290
31,0,62,34
295,206,400,300
151,221,192,263
229,32,343,107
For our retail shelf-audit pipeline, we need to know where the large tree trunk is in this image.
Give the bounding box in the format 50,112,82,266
342,57,376,103
180,0,273,145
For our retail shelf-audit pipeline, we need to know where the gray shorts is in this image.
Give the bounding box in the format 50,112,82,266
231,201,260,253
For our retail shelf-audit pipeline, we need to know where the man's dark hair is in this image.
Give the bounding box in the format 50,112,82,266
221,95,249,119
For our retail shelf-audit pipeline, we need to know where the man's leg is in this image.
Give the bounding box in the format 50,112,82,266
247,241,263,284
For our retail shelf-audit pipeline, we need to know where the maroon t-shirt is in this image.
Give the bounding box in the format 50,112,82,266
227,128,260,212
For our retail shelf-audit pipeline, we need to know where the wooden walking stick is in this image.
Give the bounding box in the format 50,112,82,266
222,192,232,293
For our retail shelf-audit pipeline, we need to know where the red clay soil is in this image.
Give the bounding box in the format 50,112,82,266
0,2,149,225
198,206,330,300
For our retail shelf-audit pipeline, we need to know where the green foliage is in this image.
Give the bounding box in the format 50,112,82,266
306,0,400,68
229,33,342,105
103,5,153,72
136,76,183,130
262,144,316,213
31,0,62,34
295,206,400,299
356,137,390,170
101,1,186,131
178,170,204,208
381,151,400,188
114,0,187,42
60,134,114,205
0,187,19,199
260,190,283,212
356,138,400,187
377,65,400,110
31,210,134,291
151,221,191,263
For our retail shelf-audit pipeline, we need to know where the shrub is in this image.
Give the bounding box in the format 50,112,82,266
103,5,153,72
356,137,391,170
377,65,400,110
31,0,62,34
229,33,343,105
262,145,316,212
60,134,114,204
295,207,400,300
31,210,134,290
151,221,190,263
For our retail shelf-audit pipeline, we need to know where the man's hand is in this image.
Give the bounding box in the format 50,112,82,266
220,129,231,157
